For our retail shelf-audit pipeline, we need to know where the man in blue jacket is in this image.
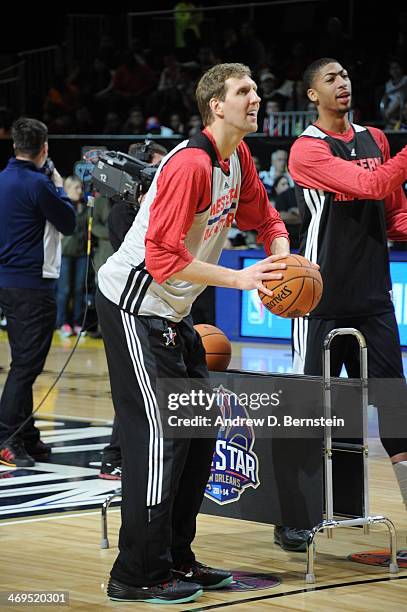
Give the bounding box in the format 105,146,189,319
0,117,76,467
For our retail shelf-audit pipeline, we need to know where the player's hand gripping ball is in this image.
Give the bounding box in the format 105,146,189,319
258,254,323,318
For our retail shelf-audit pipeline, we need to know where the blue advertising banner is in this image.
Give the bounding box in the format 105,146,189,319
224,255,407,346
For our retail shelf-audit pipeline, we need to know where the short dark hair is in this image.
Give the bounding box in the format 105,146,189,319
11,117,48,157
303,57,339,91
128,141,168,163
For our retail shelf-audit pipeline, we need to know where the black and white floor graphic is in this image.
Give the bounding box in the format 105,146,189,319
0,418,120,520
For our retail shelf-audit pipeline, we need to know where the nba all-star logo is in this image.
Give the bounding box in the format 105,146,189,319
205,386,260,505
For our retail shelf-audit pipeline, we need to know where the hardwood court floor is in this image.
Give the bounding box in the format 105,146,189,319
0,332,407,610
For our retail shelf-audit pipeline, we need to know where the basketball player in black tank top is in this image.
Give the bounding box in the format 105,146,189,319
275,58,407,552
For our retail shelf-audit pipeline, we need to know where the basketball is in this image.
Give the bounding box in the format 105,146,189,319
194,324,232,371
258,254,323,318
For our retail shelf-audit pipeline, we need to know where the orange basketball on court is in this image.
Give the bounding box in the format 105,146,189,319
258,254,323,318
194,324,232,371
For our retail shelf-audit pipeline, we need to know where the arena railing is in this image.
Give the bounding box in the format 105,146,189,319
66,14,111,66
0,62,25,114
18,45,61,108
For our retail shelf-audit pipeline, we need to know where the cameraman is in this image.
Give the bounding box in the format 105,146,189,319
108,141,168,249
0,117,76,468
100,140,167,480
91,141,168,341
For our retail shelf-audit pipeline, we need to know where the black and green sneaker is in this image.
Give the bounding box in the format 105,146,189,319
173,561,233,590
107,577,203,604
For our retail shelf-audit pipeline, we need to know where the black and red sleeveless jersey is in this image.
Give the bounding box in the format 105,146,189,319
290,123,406,319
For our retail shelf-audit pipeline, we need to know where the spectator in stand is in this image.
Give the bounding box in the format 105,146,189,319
272,176,299,217
187,113,202,137
272,176,300,248
235,22,266,70
96,35,119,71
220,27,240,63
382,59,407,129
122,107,145,135
252,155,261,174
174,1,202,49
395,11,407,60
56,176,88,338
145,116,174,136
262,98,279,126
262,99,289,136
394,100,407,131
43,72,80,118
258,71,278,103
176,28,201,63
73,106,96,134
318,16,352,65
168,113,185,135
158,54,183,92
0,109,13,139
259,149,293,195
90,56,113,99
176,65,199,115
45,113,75,135
283,80,310,111
272,175,293,202
151,54,187,115
282,41,311,82
102,112,121,135
257,72,288,127
197,46,218,73
110,48,155,111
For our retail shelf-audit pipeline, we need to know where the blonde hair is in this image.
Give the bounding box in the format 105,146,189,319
196,63,252,126
64,175,82,191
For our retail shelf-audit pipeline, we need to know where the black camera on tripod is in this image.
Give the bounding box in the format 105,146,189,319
91,149,159,207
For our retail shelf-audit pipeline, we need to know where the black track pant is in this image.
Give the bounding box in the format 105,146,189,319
293,311,407,457
96,289,215,587
0,288,56,446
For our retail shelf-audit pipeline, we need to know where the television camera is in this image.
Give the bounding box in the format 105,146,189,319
91,149,159,207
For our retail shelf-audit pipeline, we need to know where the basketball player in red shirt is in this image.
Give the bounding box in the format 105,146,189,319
96,63,290,604
283,57,407,552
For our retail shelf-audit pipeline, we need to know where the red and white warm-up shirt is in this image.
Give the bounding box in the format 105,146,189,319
98,128,288,321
